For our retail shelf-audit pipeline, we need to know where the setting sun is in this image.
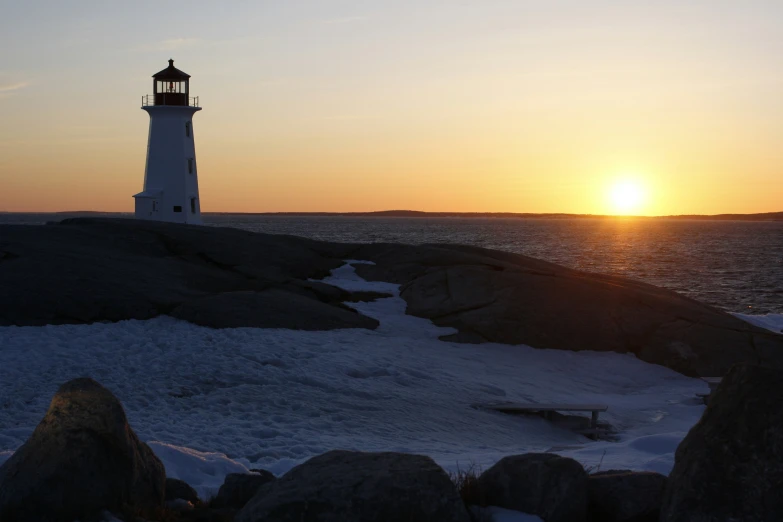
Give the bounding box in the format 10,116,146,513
609,180,646,215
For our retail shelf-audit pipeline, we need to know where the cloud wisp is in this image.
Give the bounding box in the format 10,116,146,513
0,82,28,93
0,82,29,99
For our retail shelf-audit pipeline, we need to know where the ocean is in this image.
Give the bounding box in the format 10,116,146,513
2,213,782,314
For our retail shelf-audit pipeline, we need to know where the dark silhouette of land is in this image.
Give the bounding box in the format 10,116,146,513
205,210,783,221
2,210,781,221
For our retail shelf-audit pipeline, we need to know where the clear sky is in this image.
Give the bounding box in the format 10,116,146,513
1,1,781,215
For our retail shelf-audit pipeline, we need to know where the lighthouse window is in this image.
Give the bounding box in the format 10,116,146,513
173,206,182,213
188,158,194,174
185,122,190,137
191,198,197,213
157,81,184,94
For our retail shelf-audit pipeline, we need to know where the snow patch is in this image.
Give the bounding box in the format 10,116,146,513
559,432,687,475
320,261,398,296
733,312,783,334
147,441,250,500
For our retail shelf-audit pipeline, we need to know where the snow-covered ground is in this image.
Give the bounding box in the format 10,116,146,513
0,262,713,502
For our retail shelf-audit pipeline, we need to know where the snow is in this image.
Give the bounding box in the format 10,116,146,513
733,312,783,334
147,442,250,500
559,432,686,475
0,262,706,499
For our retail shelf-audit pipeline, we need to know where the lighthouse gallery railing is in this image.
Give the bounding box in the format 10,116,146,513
141,94,200,107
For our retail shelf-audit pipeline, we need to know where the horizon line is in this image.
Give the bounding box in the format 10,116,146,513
3,210,782,221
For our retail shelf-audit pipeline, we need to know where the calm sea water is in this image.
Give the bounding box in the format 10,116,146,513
3,213,782,314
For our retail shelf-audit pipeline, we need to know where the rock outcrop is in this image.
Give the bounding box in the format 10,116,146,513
0,378,166,522
212,471,276,509
661,364,783,521
235,450,470,522
353,243,783,376
0,218,372,330
476,453,588,522
2,218,782,376
588,470,666,522
170,289,379,330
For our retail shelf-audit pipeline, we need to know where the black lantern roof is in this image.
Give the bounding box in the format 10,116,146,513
152,59,191,80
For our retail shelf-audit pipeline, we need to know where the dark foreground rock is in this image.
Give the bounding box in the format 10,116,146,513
174,507,238,522
588,470,666,522
477,453,588,522
171,289,379,330
0,378,165,522
211,471,276,509
661,364,783,521
166,478,200,504
235,450,470,522
2,218,782,376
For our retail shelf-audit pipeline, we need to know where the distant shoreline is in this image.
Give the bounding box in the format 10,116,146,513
2,210,782,221
206,210,783,221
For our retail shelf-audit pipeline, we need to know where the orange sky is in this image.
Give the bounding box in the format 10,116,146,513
1,1,781,216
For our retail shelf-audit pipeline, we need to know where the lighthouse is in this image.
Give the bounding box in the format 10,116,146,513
133,59,202,224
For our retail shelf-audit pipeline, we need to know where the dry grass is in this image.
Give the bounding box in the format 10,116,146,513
583,450,607,475
450,462,488,509
449,465,493,522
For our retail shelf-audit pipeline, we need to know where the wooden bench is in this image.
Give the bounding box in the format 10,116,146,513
473,402,609,430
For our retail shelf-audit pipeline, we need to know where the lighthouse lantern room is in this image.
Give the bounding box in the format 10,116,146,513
134,59,202,224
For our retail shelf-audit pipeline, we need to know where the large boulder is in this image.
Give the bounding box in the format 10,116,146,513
353,243,783,376
235,450,470,522
166,478,200,504
0,378,165,522
477,453,588,522
211,471,276,509
588,470,667,522
661,364,783,521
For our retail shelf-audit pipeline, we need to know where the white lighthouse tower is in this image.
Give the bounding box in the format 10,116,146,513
133,59,202,224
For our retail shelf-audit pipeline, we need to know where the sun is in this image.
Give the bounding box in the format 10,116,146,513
609,180,645,214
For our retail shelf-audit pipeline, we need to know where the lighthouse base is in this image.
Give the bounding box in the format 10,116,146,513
133,190,202,225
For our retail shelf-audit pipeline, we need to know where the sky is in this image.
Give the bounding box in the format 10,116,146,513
0,0,781,215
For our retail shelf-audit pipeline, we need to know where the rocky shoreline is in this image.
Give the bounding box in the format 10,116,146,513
1,365,780,522
1,218,782,377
